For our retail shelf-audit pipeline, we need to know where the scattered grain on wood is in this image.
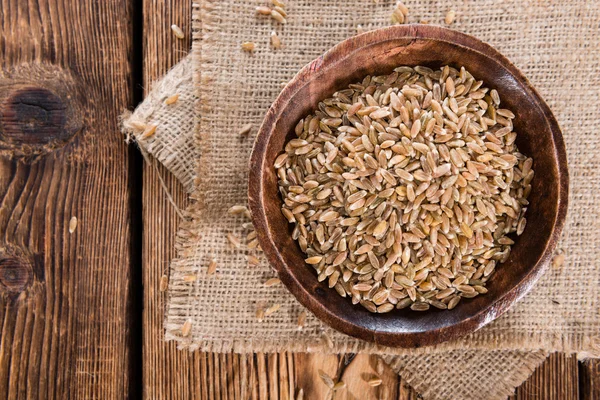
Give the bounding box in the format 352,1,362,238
159,275,169,292
318,369,335,388
69,216,78,233
296,388,304,400
368,377,383,387
171,24,185,39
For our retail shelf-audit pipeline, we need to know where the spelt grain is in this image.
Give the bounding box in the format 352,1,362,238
171,24,185,39
247,255,261,266
241,42,256,52
297,310,307,329
239,123,253,136
270,9,286,23
275,65,533,313
227,233,241,248
165,94,180,105
140,124,157,140
318,369,335,388
552,253,565,269
256,6,272,15
207,258,218,275
69,216,77,233
264,277,281,287
368,377,383,387
159,275,168,292
181,319,192,337
228,205,248,215
265,304,281,316
270,31,281,49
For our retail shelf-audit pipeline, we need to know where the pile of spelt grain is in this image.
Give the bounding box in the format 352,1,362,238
275,65,533,313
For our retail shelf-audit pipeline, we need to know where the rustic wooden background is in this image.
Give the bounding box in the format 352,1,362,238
0,0,598,398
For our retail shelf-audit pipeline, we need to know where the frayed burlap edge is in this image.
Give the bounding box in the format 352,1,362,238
167,325,599,356
383,350,549,400
121,53,197,193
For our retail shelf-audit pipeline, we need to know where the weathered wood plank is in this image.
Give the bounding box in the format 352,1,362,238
511,353,579,400
0,0,134,398
141,0,195,398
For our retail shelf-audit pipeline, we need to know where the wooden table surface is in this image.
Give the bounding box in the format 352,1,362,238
0,0,597,399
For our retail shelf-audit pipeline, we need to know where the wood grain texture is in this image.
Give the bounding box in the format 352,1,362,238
0,0,134,398
511,353,579,400
580,359,600,400
141,0,196,398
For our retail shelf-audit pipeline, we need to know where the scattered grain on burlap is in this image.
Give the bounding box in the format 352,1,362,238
121,54,197,192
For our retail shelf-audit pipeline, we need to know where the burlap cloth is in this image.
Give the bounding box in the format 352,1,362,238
123,1,600,399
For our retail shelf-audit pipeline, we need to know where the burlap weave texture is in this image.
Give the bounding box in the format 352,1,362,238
165,0,599,358
122,55,197,192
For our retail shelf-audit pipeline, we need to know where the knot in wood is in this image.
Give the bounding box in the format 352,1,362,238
0,87,67,145
0,64,85,158
0,256,33,293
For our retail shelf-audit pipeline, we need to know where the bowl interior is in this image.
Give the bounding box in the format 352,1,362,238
251,26,565,347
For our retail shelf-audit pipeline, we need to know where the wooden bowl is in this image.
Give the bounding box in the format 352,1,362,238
248,25,569,348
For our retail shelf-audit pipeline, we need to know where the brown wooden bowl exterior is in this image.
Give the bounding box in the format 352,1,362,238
248,25,569,348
